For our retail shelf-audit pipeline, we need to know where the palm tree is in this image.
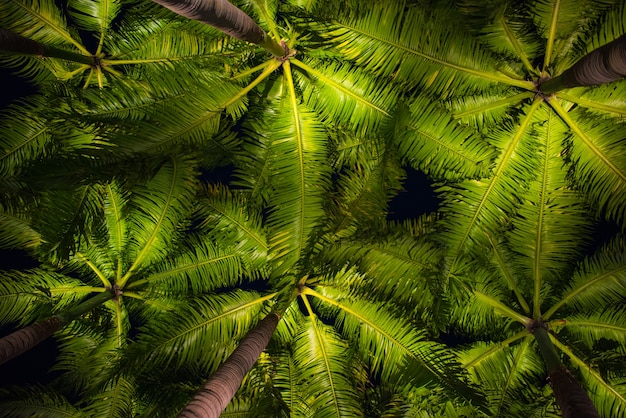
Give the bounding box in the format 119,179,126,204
1,0,626,416
0,155,265,415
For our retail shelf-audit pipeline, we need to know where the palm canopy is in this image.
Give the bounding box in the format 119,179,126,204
1,0,626,416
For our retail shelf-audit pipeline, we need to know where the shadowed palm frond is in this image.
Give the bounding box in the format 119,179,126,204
0,386,81,418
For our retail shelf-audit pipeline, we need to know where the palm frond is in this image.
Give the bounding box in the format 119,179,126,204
455,0,541,76
269,349,307,416
531,0,619,70
132,237,248,294
263,65,331,275
323,237,440,317
559,83,626,118
561,305,626,350
34,184,105,262
128,290,272,371
0,269,80,325
552,336,626,418
447,91,534,131
122,156,198,280
292,58,395,135
67,0,120,53
321,1,531,96
327,134,404,235
550,102,626,227
0,0,86,52
293,300,364,417
459,337,549,416
195,183,269,272
0,102,52,178
0,386,81,417
306,286,476,404
545,236,626,318
393,97,495,181
438,100,544,277
505,105,592,314
53,71,246,155
102,182,128,276
0,212,41,250
80,375,137,418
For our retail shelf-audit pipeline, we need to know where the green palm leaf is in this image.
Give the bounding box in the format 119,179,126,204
393,97,495,181
438,100,544,278
67,0,120,54
306,286,476,404
0,102,52,178
122,156,197,282
293,299,364,417
460,338,550,416
551,103,626,226
263,65,330,274
323,1,531,95
195,183,269,271
129,290,273,371
0,386,82,417
562,306,626,349
292,58,394,134
131,237,248,294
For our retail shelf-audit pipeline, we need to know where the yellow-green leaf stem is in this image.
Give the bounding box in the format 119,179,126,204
543,0,561,70
300,292,341,418
75,252,112,288
453,92,534,119
113,298,125,348
224,59,282,108
284,61,306,258
558,92,626,117
473,291,531,326
500,15,535,75
49,286,104,295
464,330,529,369
291,58,390,117
231,60,273,80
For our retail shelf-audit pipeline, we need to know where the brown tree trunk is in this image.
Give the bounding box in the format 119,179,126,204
0,290,114,366
0,317,62,366
549,366,601,418
541,34,626,93
151,0,286,57
531,323,600,418
177,312,280,418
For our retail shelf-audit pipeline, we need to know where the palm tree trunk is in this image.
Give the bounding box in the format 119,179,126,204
0,290,113,366
532,324,600,418
540,34,626,94
151,0,286,57
177,312,280,418
0,28,94,66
